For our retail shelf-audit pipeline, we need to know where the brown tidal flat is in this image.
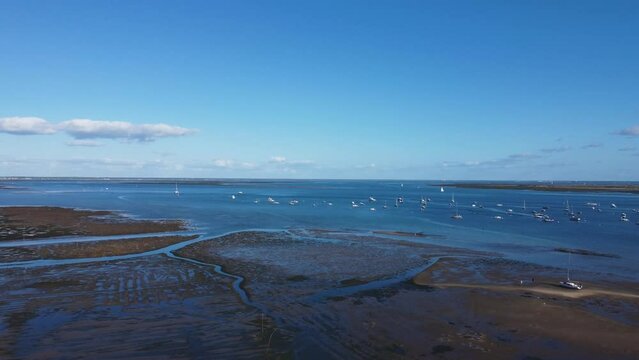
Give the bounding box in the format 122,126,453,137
175,230,639,359
3,225,638,359
0,206,187,241
0,235,198,263
413,257,639,358
0,256,290,359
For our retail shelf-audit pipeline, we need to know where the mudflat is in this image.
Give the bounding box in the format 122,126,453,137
0,206,187,241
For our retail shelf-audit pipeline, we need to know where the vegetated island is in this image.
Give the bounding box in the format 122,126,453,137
0,206,187,241
438,183,639,194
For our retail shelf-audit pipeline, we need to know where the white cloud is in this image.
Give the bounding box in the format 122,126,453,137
614,125,639,137
269,156,287,164
66,139,103,147
0,116,56,135
59,119,195,141
0,116,195,142
213,159,235,168
207,159,257,170
269,156,314,166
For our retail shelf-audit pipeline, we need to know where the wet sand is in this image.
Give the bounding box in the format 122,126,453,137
2,222,638,359
0,256,289,359
0,206,187,241
413,256,639,358
175,230,639,359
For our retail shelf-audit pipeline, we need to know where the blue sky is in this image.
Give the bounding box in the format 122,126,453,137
1,0,638,180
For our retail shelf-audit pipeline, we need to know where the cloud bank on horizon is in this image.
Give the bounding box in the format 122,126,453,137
0,116,195,142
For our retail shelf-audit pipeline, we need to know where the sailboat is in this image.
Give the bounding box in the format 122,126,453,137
559,252,583,290
440,186,444,192
174,183,180,197
451,205,462,220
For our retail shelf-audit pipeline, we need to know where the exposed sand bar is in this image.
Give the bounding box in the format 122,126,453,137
0,206,187,241
415,280,639,300
439,183,639,194
413,256,639,301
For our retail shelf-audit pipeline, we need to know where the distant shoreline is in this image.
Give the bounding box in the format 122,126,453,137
439,183,639,194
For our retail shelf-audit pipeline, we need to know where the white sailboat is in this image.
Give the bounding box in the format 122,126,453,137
174,183,180,197
559,252,583,290
451,205,462,220
440,186,444,192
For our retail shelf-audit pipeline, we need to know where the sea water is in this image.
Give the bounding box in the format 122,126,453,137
1,179,637,280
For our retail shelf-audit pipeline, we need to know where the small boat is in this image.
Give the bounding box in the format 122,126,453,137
289,200,299,205
383,201,388,209
496,203,503,207
620,213,629,222
494,215,503,220
542,216,555,223
560,280,583,290
267,197,279,205
370,207,376,211
611,203,617,208
231,194,236,200
507,209,513,213
451,206,462,220
327,202,333,206
398,196,404,204
352,201,359,208
174,183,180,197
440,186,444,192
369,196,377,203
569,215,581,222
559,253,583,290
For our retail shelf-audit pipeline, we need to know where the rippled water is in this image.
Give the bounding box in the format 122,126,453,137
1,179,638,280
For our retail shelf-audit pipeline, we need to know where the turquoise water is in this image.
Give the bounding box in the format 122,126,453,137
1,179,638,280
